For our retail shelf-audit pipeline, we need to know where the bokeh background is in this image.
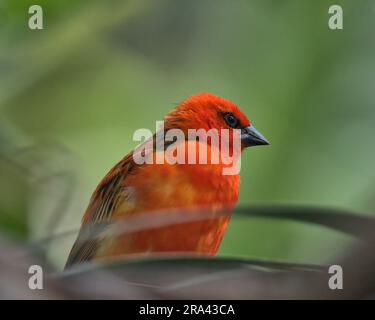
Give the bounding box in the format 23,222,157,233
0,0,374,269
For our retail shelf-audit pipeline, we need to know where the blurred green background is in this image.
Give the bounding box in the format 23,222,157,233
0,0,374,269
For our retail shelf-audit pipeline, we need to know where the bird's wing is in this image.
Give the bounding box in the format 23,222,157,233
65,152,136,268
64,230,101,267
65,132,171,268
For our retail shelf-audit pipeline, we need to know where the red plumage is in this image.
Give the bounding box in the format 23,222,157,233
65,93,268,267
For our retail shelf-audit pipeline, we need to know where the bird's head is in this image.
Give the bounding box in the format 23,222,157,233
164,93,269,150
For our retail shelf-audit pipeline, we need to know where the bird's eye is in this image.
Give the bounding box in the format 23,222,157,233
223,113,239,128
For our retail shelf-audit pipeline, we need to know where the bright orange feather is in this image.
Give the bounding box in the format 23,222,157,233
65,93,263,267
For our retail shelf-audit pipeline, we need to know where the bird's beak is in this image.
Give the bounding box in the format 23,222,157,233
241,125,270,147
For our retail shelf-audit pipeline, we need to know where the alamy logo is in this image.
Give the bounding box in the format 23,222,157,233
132,121,243,176
328,5,343,30
328,265,343,290
28,5,43,30
28,265,43,290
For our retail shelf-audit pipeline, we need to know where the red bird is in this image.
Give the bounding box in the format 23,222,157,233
65,93,269,267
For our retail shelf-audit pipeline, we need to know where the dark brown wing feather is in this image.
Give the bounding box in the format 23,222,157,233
65,133,167,268
64,153,135,268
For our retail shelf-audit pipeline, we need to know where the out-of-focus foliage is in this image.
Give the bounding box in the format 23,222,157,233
0,0,374,268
